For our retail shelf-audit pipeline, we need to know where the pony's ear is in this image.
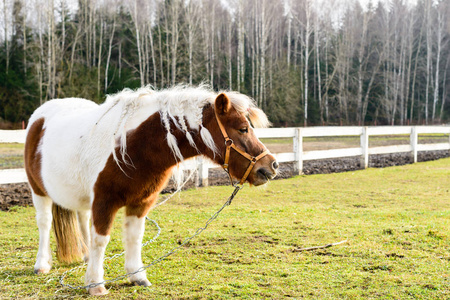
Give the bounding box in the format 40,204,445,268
215,93,231,115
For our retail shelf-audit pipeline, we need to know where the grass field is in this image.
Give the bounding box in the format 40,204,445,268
0,158,449,299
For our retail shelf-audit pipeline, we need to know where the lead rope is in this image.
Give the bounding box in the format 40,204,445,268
59,182,243,291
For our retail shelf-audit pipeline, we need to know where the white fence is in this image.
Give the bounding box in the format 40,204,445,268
1,126,449,185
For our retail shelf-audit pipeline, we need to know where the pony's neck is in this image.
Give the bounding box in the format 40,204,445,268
124,105,221,173
169,104,221,164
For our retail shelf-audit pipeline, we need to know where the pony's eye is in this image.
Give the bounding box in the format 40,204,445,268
239,127,248,134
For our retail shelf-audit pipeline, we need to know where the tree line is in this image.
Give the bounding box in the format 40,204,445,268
0,0,449,127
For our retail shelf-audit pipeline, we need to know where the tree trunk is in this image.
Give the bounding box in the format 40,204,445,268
157,19,164,87
171,1,179,85
23,3,26,74
287,3,291,66
133,0,144,86
439,56,449,121
187,0,194,85
425,0,432,124
432,10,443,122
228,18,232,90
356,13,368,125
97,19,104,98
105,16,116,93
3,0,9,74
304,1,311,127
315,12,323,124
148,22,157,87
259,1,266,109
409,14,424,124
237,0,244,92
404,11,414,124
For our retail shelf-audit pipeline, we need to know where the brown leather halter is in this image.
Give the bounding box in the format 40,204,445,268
214,109,270,186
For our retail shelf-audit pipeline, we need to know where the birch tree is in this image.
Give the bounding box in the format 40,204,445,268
425,0,432,124
131,0,144,86
2,0,10,74
104,12,116,92
432,5,444,122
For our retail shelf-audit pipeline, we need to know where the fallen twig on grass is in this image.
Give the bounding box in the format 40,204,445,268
293,240,348,252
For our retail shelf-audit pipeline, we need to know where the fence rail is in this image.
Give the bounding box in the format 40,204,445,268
1,126,449,185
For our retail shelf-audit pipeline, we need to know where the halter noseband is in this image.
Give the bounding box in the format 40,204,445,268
214,109,270,186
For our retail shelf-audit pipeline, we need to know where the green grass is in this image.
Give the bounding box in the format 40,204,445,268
0,143,25,169
0,143,25,154
260,138,293,144
1,158,449,299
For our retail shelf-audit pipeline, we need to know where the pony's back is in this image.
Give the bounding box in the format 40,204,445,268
27,98,98,130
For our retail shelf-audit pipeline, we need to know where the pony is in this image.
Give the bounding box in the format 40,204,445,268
24,85,278,295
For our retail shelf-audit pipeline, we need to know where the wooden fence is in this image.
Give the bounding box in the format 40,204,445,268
1,126,449,186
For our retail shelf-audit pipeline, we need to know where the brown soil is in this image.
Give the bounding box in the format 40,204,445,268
1,150,448,212
0,182,33,211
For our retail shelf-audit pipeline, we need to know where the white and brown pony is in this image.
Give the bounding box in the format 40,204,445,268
24,85,278,295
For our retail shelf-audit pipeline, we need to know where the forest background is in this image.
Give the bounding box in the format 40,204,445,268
0,0,449,128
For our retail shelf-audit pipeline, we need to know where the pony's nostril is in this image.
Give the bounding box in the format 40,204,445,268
272,161,279,170
257,168,267,177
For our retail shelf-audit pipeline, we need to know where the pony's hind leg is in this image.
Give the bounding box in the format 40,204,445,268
77,210,91,262
123,214,151,287
32,193,53,274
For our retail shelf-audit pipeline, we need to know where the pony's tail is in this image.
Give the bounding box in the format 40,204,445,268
52,204,87,263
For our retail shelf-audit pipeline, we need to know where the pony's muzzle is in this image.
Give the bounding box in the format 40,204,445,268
252,155,278,185
257,168,276,180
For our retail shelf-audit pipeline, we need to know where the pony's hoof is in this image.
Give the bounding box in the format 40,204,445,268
34,268,50,275
132,279,152,287
88,286,109,296
34,262,51,274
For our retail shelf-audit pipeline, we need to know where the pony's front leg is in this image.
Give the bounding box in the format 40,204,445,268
85,226,110,295
123,214,151,287
85,201,119,296
32,194,53,274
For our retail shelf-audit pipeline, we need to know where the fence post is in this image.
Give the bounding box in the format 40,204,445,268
293,128,303,175
410,126,418,163
360,126,369,169
196,157,209,187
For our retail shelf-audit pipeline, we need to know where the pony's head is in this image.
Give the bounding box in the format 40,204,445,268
207,93,278,186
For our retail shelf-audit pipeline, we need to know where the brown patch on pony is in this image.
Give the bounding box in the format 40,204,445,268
125,194,158,218
92,113,181,236
24,117,47,196
25,118,86,263
52,203,87,263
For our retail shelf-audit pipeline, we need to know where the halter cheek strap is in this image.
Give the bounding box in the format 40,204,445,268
214,109,270,186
